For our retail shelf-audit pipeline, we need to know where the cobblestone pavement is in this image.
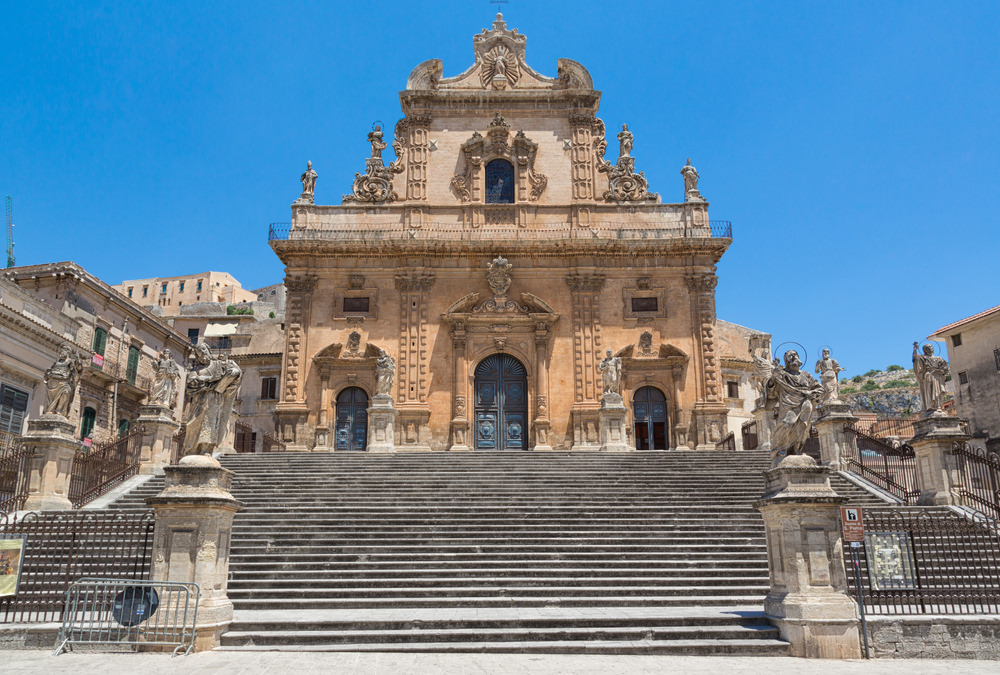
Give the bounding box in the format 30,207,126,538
1,650,997,674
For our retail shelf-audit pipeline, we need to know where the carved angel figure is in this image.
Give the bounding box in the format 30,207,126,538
763,350,824,463
375,348,395,397
183,343,242,456
44,345,83,417
150,348,181,407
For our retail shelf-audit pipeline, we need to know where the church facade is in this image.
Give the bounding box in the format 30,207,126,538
270,15,752,453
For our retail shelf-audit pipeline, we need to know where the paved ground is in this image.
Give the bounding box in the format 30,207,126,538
2,650,997,674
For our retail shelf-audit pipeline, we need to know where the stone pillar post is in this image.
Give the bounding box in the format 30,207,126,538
533,329,553,451
314,372,331,451
599,393,633,453
911,414,969,506
137,404,180,476
22,415,81,511
147,455,242,652
754,455,861,659
815,402,858,472
366,394,397,453
449,322,470,452
753,407,773,454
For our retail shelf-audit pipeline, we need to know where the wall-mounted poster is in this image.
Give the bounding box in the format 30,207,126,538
0,537,26,597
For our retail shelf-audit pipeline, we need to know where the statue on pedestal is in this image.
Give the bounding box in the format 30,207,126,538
814,348,845,405
598,349,622,396
375,348,395,397
912,342,949,413
681,158,705,202
298,161,318,203
763,349,824,462
43,345,83,417
182,344,242,456
150,349,181,408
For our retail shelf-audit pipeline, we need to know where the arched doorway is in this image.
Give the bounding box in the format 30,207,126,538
335,387,369,451
633,386,668,450
474,354,527,450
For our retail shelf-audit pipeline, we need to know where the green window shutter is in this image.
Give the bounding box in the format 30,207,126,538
126,346,140,385
92,327,108,356
117,419,130,438
0,384,29,435
81,407,96,440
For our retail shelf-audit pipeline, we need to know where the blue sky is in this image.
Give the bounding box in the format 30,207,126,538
3,1,998,376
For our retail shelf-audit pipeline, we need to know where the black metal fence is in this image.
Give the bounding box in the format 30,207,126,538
845,507,1000,615
0,430,30,514
952,441,1000,522
741,419,758,451
843,424,919,504
0,510,155,623
68,426,144,508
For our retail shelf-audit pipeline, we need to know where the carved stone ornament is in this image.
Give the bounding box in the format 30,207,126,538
474,14,527,90
595,121,653,202
343,125,406,203
681,158,705,202
486,255,513,297
451,114,547,203
296,160,318,204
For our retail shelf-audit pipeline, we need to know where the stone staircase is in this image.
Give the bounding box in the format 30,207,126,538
109,450,887,653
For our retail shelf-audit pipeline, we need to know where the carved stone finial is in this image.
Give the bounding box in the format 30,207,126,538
343,126,406,203
681,158,705,202
474,13,526,91
297,161,318,204
595,121,652,202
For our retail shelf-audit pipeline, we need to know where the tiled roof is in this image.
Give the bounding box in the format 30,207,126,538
929,303,1000,337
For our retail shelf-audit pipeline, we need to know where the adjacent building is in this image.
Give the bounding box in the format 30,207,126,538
930,303,1000,452
116,271,257,311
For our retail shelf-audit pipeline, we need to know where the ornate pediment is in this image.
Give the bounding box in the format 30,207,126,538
451,114,547,203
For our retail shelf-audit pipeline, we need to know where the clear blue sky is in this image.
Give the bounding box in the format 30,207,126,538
3,1,998,376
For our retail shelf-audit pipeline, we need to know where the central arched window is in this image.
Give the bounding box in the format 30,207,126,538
485,159,515,204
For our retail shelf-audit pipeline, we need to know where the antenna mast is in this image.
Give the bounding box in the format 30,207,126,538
5,196,13,268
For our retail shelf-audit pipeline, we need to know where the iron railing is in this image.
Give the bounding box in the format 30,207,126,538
952,441,1000,522
854,414,922,442
234,421,254,453
715,431,736,451
741,419,758,451
87,357,152,391
68,426,144,508
843,424,919,504
262,431,284,453
0,430,30,514
845,507,1000,615
0,510,155,623
269,220,733,243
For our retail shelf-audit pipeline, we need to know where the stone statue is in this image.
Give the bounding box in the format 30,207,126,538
912,342,949,412
182,343,242,456
375,348,395,397
43,345,83,417
762,349,824,462
598,349,622,396
750,342,775,409
150,348,181,407
814,348,845,405
618,124,633,158
681,158,704,202
299,161,317,201
368,126,387,163
486,256,513,298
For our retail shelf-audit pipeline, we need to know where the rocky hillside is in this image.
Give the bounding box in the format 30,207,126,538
839,365,925,416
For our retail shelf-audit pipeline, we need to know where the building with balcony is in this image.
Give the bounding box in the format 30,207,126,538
269,15,762,453
116,271,257,311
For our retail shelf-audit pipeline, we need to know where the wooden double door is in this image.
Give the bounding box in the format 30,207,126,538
474,354,528,451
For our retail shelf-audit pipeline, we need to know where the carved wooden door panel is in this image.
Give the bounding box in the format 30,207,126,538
633,386,668,450
474,354,527,451
335,387,369,451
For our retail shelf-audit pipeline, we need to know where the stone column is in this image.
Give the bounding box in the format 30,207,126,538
449,321,470,452
366,394,397,453
533,326,553,451
754,456,862,659
314,372,331,451
753,407,774,454
815,402,858,472
599,393,633,453
22,415,81,511
911,413,969,506
147,455,242,651
137,404,180,475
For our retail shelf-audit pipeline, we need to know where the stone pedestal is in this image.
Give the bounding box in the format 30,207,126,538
274,403,309,451
911,413,969,506
147,455,242,652
22,415,81,511
366,394,397,453
754,455,862,659
815,402,858,472
753,406,774,454
599,394,633,453
692,402,728,451
449,420,471,452
137,404,180,476
532,420,553,452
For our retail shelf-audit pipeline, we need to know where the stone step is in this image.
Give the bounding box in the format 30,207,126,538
229,595,769,610
227,585,770,599
227,575,769,590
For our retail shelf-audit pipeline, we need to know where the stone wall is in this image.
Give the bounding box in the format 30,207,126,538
867,616,1000,659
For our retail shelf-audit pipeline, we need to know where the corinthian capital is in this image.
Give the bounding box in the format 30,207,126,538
685,274,718,293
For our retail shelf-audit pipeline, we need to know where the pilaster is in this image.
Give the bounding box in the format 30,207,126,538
395,273,435,450
566,272,604,451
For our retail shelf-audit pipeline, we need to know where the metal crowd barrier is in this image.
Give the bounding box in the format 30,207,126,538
54,578,199,656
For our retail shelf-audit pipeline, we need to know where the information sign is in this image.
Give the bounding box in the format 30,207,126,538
0,537,26,597
841,507,864,542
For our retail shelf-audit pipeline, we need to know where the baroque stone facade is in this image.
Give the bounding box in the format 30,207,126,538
271,15,738,452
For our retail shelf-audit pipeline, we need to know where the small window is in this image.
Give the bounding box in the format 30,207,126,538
485,159,515,204
343,297,370,313
216,282,220,287
127,287,133,298
126,345,140,385
188,328,200,344
142,286,148,298
0,384,29,435
80,406,97,440
959,371,969,385
952,333,962,347
994,348,1000,371
117,419,130,438
631,297,658,313
726,381,740,399
197,280,203,291
92,326,108,356
260,376,278,400
161,283,167,294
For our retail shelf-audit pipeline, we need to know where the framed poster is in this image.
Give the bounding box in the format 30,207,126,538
0,536,26,597
864,531,917,591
